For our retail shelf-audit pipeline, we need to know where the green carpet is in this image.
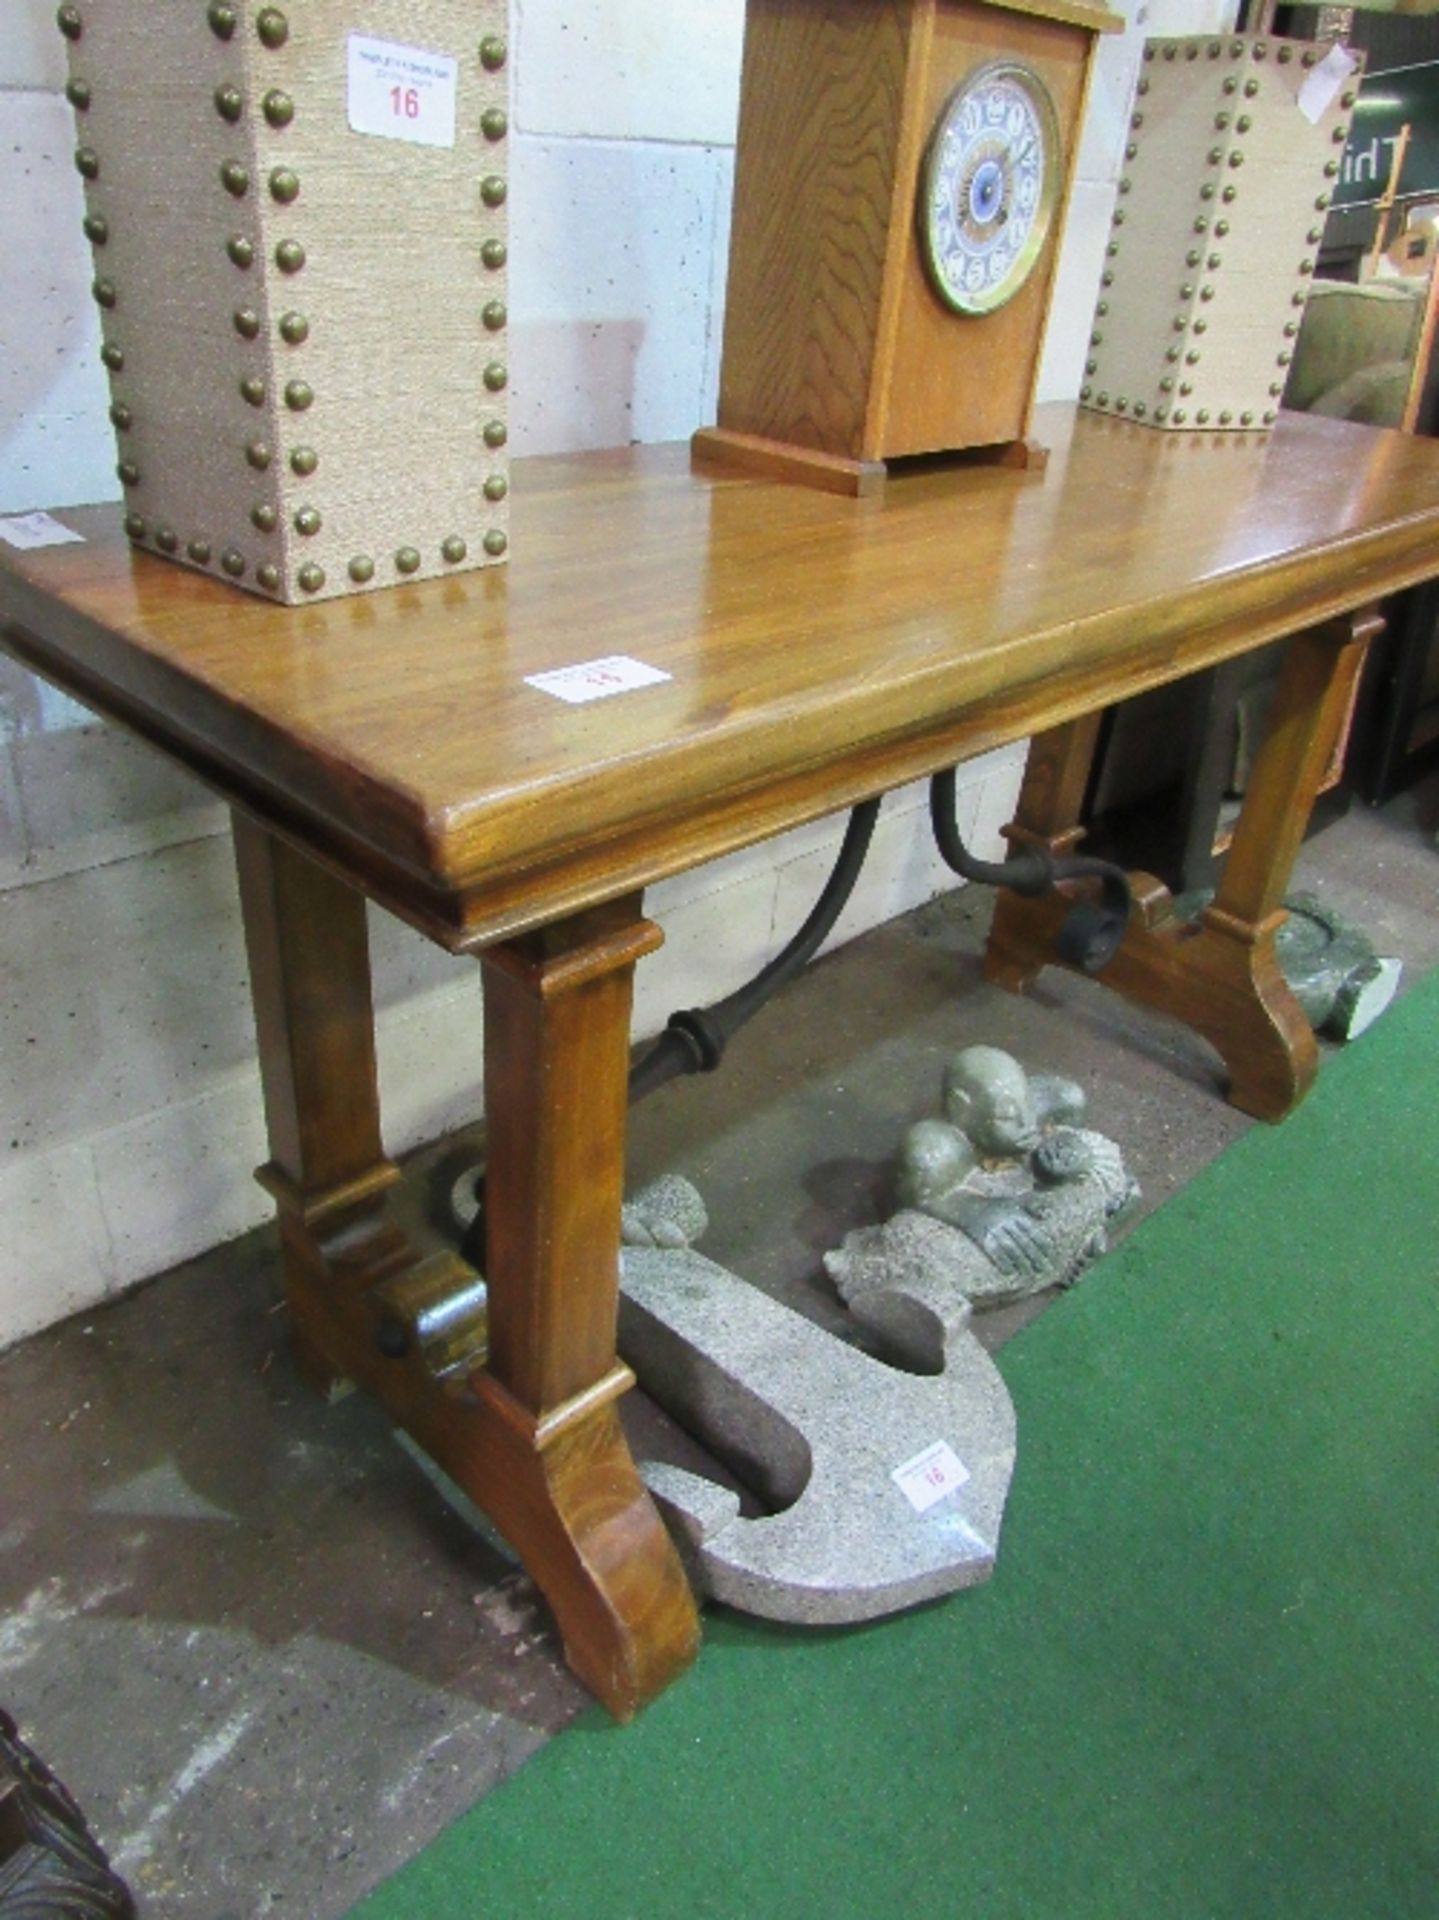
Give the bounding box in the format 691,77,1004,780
354,970,1439,1920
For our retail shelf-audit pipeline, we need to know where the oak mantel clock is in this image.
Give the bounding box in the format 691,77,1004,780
693,0,1122,496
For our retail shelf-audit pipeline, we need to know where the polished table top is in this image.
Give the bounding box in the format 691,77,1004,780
3,403,1438,950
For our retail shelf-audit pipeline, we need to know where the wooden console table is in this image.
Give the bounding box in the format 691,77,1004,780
5,404,1439,1718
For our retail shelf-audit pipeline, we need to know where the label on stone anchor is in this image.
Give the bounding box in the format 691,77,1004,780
892,1440,970,1514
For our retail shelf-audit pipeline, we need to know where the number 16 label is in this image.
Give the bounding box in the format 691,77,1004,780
347,35,458,150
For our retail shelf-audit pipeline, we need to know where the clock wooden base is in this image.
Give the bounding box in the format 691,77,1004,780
690,427,1050,496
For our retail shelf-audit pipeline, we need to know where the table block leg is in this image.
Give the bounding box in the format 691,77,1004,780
984,614,1377,1122
233,818,699,1719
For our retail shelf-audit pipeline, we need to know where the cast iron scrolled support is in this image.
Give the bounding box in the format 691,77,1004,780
928,767,1132,974
628,796,883,1102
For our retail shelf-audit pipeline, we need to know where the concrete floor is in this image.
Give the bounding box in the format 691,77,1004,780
2,772,1436,1918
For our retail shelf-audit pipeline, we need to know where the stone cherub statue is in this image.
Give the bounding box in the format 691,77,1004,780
824,1046,1138,1355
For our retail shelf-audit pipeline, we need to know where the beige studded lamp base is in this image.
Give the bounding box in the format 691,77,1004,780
58,0,510,602
1080,33,1362,434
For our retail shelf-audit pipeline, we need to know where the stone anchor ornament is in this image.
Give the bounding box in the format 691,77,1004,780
620,1180,1017,1626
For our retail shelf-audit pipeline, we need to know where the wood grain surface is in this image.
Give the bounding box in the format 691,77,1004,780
4,404,1439,952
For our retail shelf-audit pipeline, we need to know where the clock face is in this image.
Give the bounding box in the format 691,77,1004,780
920,61,1061,318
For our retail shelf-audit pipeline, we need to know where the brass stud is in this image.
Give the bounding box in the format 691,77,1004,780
1332,124,1347,144
1196,409,1210,425
1219,410,1232,426
1160,376,1174,392
1244,78,1259,97
1307,227,1323,245
1112,207,1125,225
1118,178,1132,194
263,89,295,128
293,506,321,536
1240,411,1254,426
484,475,508,502
1223,75,1238,94
1179,284,1194,302
1154,405,1169,423
479,34,507,70
1131,113,1144,129
1269,382,1284,397
246,440,272,471
1278,348,1293,365
278,311,309,345
234,308,261,339
1125,142,1137,160
481,238,507,269
1200,284,1215,301
240,375,266,406
1298,259,1314,276
482,300,507,331
284,379,313,412
483,420,507,449
348,555,375,584
1172,409,1187,424
1280,46,1294,64
251,503,278,533
1171,317,1186,333
1143,44,1155,60
221,160,250,197
1264,409,1277,425
483,361,507,392
1085,358,1097,375
207,3,236,38
1291,289,1307,306
1214,113,1230,131
1209,39,1222,55
1253,41,1268,58
221,547,247,578
269,167,300,205
1194,216,1209,234
109,401,132,431
1185,349,1201,365
92,277,116,309
1179,381,1193,396
188,538,212,564
1164,346,1180,364
483,530,508,558
1208,253,1222,269
275,238,305,273
298,564,325,595
1193,318,1208,334
66,78,91,111
290,446,318,476
156,527,178,554
1220,185,1237,203
1106,242,1119,257
1215,220,1230,237
1163,44,1176,59
482,108,508,139
1186,250,1201,268
1101,271,1114,287
1302,49,1318,67
227,235,255,269
1186,42,1198,58
215,85,244,123
256,8,289,48
1200,184,1215,202
1080,385,1092,402
1236,114,1252,133
1341,90,1356,109
1133,402,1147,418
257,563,280,591
75,146,99,180
1315,194,1330,211
1096,391,1109,406
1227,151,1244,169
100,341,124,371
480,175,507,208
124,512,146,540
442,535,468,563
1093,329,1106,345
57,5,83,40
1231,41,1245,58
395,547,421,575
1208,146,1224,165
83,212,108,244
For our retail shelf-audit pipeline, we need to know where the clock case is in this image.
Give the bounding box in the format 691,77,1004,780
693,0,1122,496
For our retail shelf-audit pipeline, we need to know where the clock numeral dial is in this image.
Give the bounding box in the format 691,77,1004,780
920,62,1061,317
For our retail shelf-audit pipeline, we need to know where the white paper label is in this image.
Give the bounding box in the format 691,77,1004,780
524,655,672,705
347,34,458,149
0,512,86,551
892,1440,970,1515
1298,44,1358,127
